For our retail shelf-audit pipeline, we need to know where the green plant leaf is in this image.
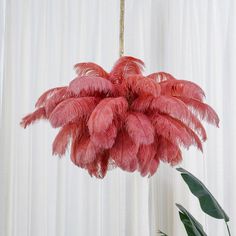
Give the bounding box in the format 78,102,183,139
176,204,207,236
158,230,168,236
177,168,229,222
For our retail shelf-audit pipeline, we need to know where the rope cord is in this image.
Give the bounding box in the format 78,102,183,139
119,0,125,57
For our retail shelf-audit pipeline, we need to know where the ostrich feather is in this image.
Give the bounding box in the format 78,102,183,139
74,62,108,78
151,114,203,151
86,151,109,178
75,135,98,165
125,112,155,145
69,76,114,96
160,80,205,101
156,136,182,165
126,75,161,97
109,56,144,82
20,107,46,128
44,87,73,116
90,123,117,149
131,95,154,112
98,152,110,178
49,97,99,128
132,95,207,141
88,97,128,134
35,87,66,108
97,151,110,178
179,97,219,127
149,158,160,177
147,72,176,82
151,114,192,148
137,144,156,176
52,123,78,156
150,96,207,141
110,130,138,172
70,135,80,165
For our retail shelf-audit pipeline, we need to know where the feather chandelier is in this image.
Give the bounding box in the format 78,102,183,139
21,0,219,178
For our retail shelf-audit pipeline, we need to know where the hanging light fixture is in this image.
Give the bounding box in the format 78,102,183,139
21,0,219,178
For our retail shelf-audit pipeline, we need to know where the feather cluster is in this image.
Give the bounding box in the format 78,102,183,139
21,56,219,178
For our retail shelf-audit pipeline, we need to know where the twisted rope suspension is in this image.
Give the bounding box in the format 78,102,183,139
119,0,125,57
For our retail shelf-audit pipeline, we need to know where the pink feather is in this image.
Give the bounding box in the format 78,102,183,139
75,135,98,165
88,97,128,134
52,123,78,156
147,72,176,82
20,107,46,128
151,114,192,148
149,158,160,177
109,56,144,83
131,96,154,112
125,112,155,145
35,87,66,108
74,62,108,78
85,151,109,178
49,97,99,128
156,136,182,165
179,97,219,127
160,80,205,101
110,130,138,172
69,76,114,96
90,123,117,149
137,144,156,176
126,75,161,97
70,135,80,165
150,96,207,141
44,87,73,116
151,114,203,151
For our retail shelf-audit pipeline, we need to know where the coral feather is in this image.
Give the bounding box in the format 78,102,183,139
49,97,99,128
160,80,205,101
109,56,144,83
20,107,46,128
52,123,78,156
35,87,66,108
88,97,128,134
86,151,109,178
126,75,161,97
70,135,80,165
147,72,176,82
150,96,207,141
137,144,156,176
151,114,192,148
149,158,160,177
125,112,155,145
44,87,73,116
156,136,182,165
110,130,138,172
75,135,98,165
132,95,207,141
69,76,114,96
131,95,154,112
151,114,203,151
74,62,108,78
179,97,219,127
90,123,117,149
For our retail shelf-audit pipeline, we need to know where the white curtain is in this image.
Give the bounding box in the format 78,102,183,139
0,0,235,236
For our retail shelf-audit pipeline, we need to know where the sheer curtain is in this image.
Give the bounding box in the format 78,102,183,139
0,0,235,236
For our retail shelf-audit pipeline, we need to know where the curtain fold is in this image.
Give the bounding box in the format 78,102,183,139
0,0,235,236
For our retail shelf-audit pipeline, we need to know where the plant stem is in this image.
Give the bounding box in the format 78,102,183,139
226,221,231,236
